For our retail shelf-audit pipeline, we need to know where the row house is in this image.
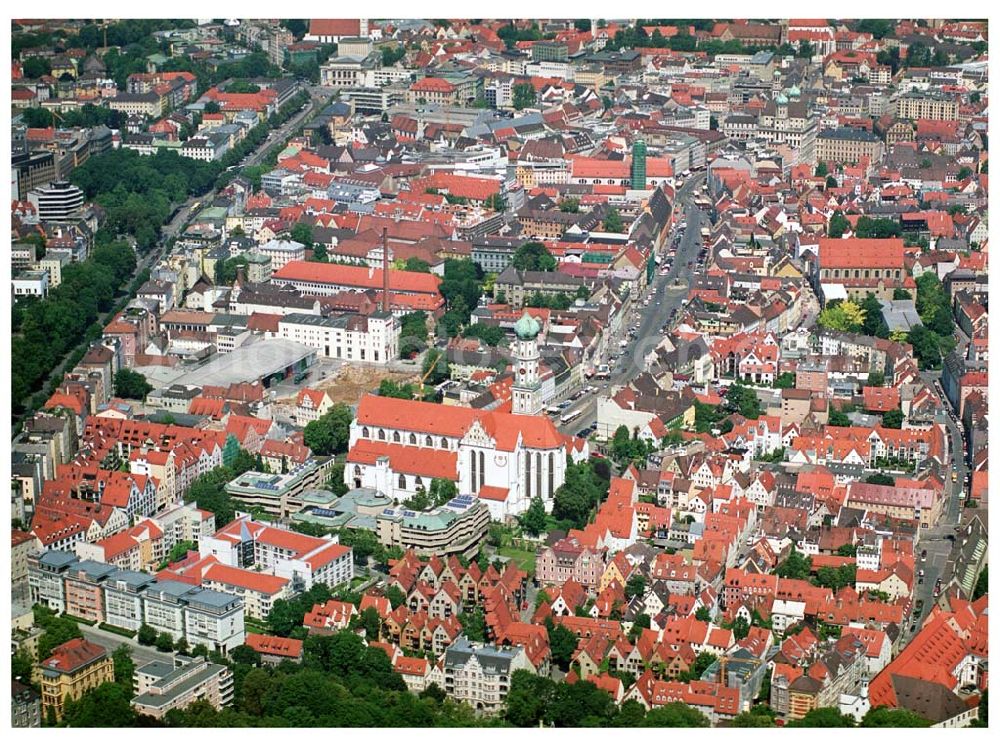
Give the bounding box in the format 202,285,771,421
30,550,245,653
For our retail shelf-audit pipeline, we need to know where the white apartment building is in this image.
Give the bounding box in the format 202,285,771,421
199,516,354,591
276,311,399,364
29,552,246,653
257,239,306,271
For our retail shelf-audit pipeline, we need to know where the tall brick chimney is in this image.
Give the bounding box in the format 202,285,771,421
380,227,390,314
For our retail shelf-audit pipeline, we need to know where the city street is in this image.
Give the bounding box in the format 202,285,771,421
13,85,324,426
906,371,968,642
81,625,174,668
557,173,707,436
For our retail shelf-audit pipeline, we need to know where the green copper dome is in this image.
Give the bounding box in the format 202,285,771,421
514,311,541,340
775,93,789,105
788,85,801,98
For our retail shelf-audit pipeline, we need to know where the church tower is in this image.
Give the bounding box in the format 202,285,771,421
511,311,542,416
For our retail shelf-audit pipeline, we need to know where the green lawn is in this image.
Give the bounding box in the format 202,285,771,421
244,619,269,635
498,544,537,573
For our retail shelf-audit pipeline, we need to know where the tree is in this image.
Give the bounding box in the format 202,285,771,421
725,381,761,419
731,709,776,727
866,473,895,486
11,648,33,681
421,348,449,386
881,409,904,429
463,323,505,347
860,293,890,338
378,379,417,400
512,242,557,272
422,682,447,704
558,197,580,213
773,372,796,389
506,670,556,726
603,208,624,233
776,550,811,580
137,623,157,646
829,404,851,427
815,161,829,178
730,616,750,641
439,257,483,314
231,644,262,668
155,632,174,652
512,82,537,110
695,606,711,622
520,496,547,537
907,325,943,369
818,299,866,333
828,210,850,238
303,403,353,455
398,311,429,358
860,705,932,726
855,216,902,239
484,192,507,212
35,608,83,660
113,368,153,400
358,607,382,641
973,566,987,600
22,56,52,78
404,257,430,273
640,701,710,727
681,651,717,682
290,222,314,249
385,586,406,611
868,370,886,387
381,43,406,67
625,574,646,600
426,478,457,507
786,707,855,727
112,645,136,694
552,459,610,528
62,682,137,727
457,607,487,642
548,623,578,670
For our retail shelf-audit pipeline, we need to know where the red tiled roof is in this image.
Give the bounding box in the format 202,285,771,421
272,261,442,295
819,238,905,270
41,638,107,673
308,19,361,37
411,77,457,94
203,563,289,595
354,395,565,451
347,439,459,480
245,633,303,658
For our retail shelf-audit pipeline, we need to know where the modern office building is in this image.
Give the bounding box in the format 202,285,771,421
28,180,85,221
132,655,234,720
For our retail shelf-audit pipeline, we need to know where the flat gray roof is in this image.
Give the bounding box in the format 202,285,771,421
139,338,315,389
